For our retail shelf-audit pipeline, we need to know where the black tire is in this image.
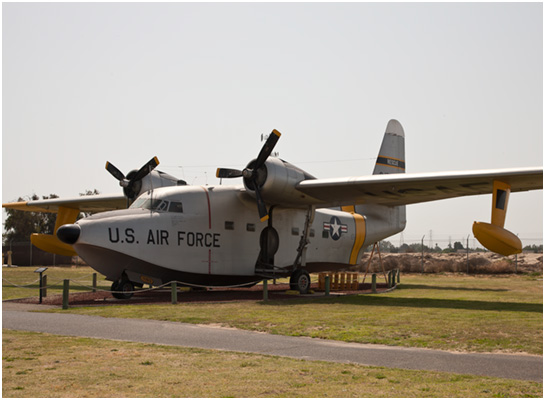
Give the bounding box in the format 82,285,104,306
290,269,311,294
111,279,134,300
110,281,122,299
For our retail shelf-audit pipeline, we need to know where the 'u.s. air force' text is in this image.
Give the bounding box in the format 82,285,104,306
108,228,220,248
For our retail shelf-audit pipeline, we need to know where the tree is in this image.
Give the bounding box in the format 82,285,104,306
453,241,464,250
378,240,397,253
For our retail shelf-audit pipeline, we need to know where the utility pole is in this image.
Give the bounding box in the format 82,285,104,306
466,235,470,274
421,235,425,273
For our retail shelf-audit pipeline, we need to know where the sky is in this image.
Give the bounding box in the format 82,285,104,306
2,2,543,248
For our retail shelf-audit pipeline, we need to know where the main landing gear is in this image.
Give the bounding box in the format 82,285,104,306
290,269,311,294
111,278,135,300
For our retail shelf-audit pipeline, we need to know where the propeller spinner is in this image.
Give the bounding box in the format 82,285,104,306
106,156,160,204
216,130,281,221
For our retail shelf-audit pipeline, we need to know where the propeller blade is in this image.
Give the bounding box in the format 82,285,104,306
253,186,269,222
254,129,281,169
216,168,243,179
130,156,160,183
105,161,126,182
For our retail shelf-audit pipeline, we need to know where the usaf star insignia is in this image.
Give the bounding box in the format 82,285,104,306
323,216,348,241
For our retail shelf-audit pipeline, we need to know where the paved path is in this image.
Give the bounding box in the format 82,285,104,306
3,303,542,382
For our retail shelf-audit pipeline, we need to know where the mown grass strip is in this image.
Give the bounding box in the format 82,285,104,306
3,330,542,398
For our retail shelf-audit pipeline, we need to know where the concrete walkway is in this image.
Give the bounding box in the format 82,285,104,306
3,302,542,382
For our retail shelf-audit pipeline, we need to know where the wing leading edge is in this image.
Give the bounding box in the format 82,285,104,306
296,167,543,208
2,193,126,213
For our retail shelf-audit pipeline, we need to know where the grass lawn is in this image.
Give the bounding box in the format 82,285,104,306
33,271,543,354
3,329,542,398
2,266,111,300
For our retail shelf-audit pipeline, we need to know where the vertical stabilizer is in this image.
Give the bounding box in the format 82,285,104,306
356,119,407,246
373,119,406,175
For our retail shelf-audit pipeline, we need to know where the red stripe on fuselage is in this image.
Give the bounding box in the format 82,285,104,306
200,186,212,229
200,186,212,274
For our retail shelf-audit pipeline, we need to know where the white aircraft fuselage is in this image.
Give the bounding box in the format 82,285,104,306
71,184,377,288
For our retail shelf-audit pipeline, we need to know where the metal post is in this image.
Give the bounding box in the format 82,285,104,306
35,267,48,303
38,271,44,304
421,235,425,273
371,274,377,293
466,235,470,274
92,273,97,293
42,275,47,297
263,279,268,301
171,282,177,304
516,233,519,273
62,279,70,310
325,276,330,296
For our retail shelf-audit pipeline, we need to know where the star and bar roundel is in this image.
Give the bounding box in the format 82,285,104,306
323,216,348,241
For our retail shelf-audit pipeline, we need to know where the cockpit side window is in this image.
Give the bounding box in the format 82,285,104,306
130,197,183,213
154,200,169,212
169,201,184,213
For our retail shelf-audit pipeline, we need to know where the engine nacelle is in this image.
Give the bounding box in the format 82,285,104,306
132,170,187,200
243,157,318,206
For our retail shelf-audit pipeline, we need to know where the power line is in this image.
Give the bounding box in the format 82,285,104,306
162,157,377,170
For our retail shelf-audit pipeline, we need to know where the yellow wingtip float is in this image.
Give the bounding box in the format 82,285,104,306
472,180,522,256
472,222,522,256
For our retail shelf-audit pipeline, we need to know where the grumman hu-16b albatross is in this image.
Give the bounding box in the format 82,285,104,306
3,120,542,299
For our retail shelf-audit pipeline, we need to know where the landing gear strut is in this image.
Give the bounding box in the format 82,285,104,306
111,279,135,300
290,269,311,294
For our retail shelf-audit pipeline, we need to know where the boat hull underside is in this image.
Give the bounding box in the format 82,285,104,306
74,244,262,288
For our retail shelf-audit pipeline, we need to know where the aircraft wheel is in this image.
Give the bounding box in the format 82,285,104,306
111,279,134,300
110,281,122,299
290,269,311,294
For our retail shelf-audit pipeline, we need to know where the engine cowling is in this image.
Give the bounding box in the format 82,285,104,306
243,157,318,207
131,170,186,200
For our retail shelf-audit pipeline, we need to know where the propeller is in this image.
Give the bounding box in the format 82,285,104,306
105,156,160,203
216,130,281,221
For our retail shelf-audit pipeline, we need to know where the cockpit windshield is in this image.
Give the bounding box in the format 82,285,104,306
130,197,183,213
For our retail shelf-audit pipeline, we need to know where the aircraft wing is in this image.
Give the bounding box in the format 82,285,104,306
2,193,127,213
296,167,543,207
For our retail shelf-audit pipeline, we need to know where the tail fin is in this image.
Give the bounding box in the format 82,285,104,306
373,119,406,175
356,119,407,246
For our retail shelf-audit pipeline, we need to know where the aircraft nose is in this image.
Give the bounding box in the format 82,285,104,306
57,224,81,245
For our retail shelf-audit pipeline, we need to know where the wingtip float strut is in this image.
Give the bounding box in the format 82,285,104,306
473,180,522,256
